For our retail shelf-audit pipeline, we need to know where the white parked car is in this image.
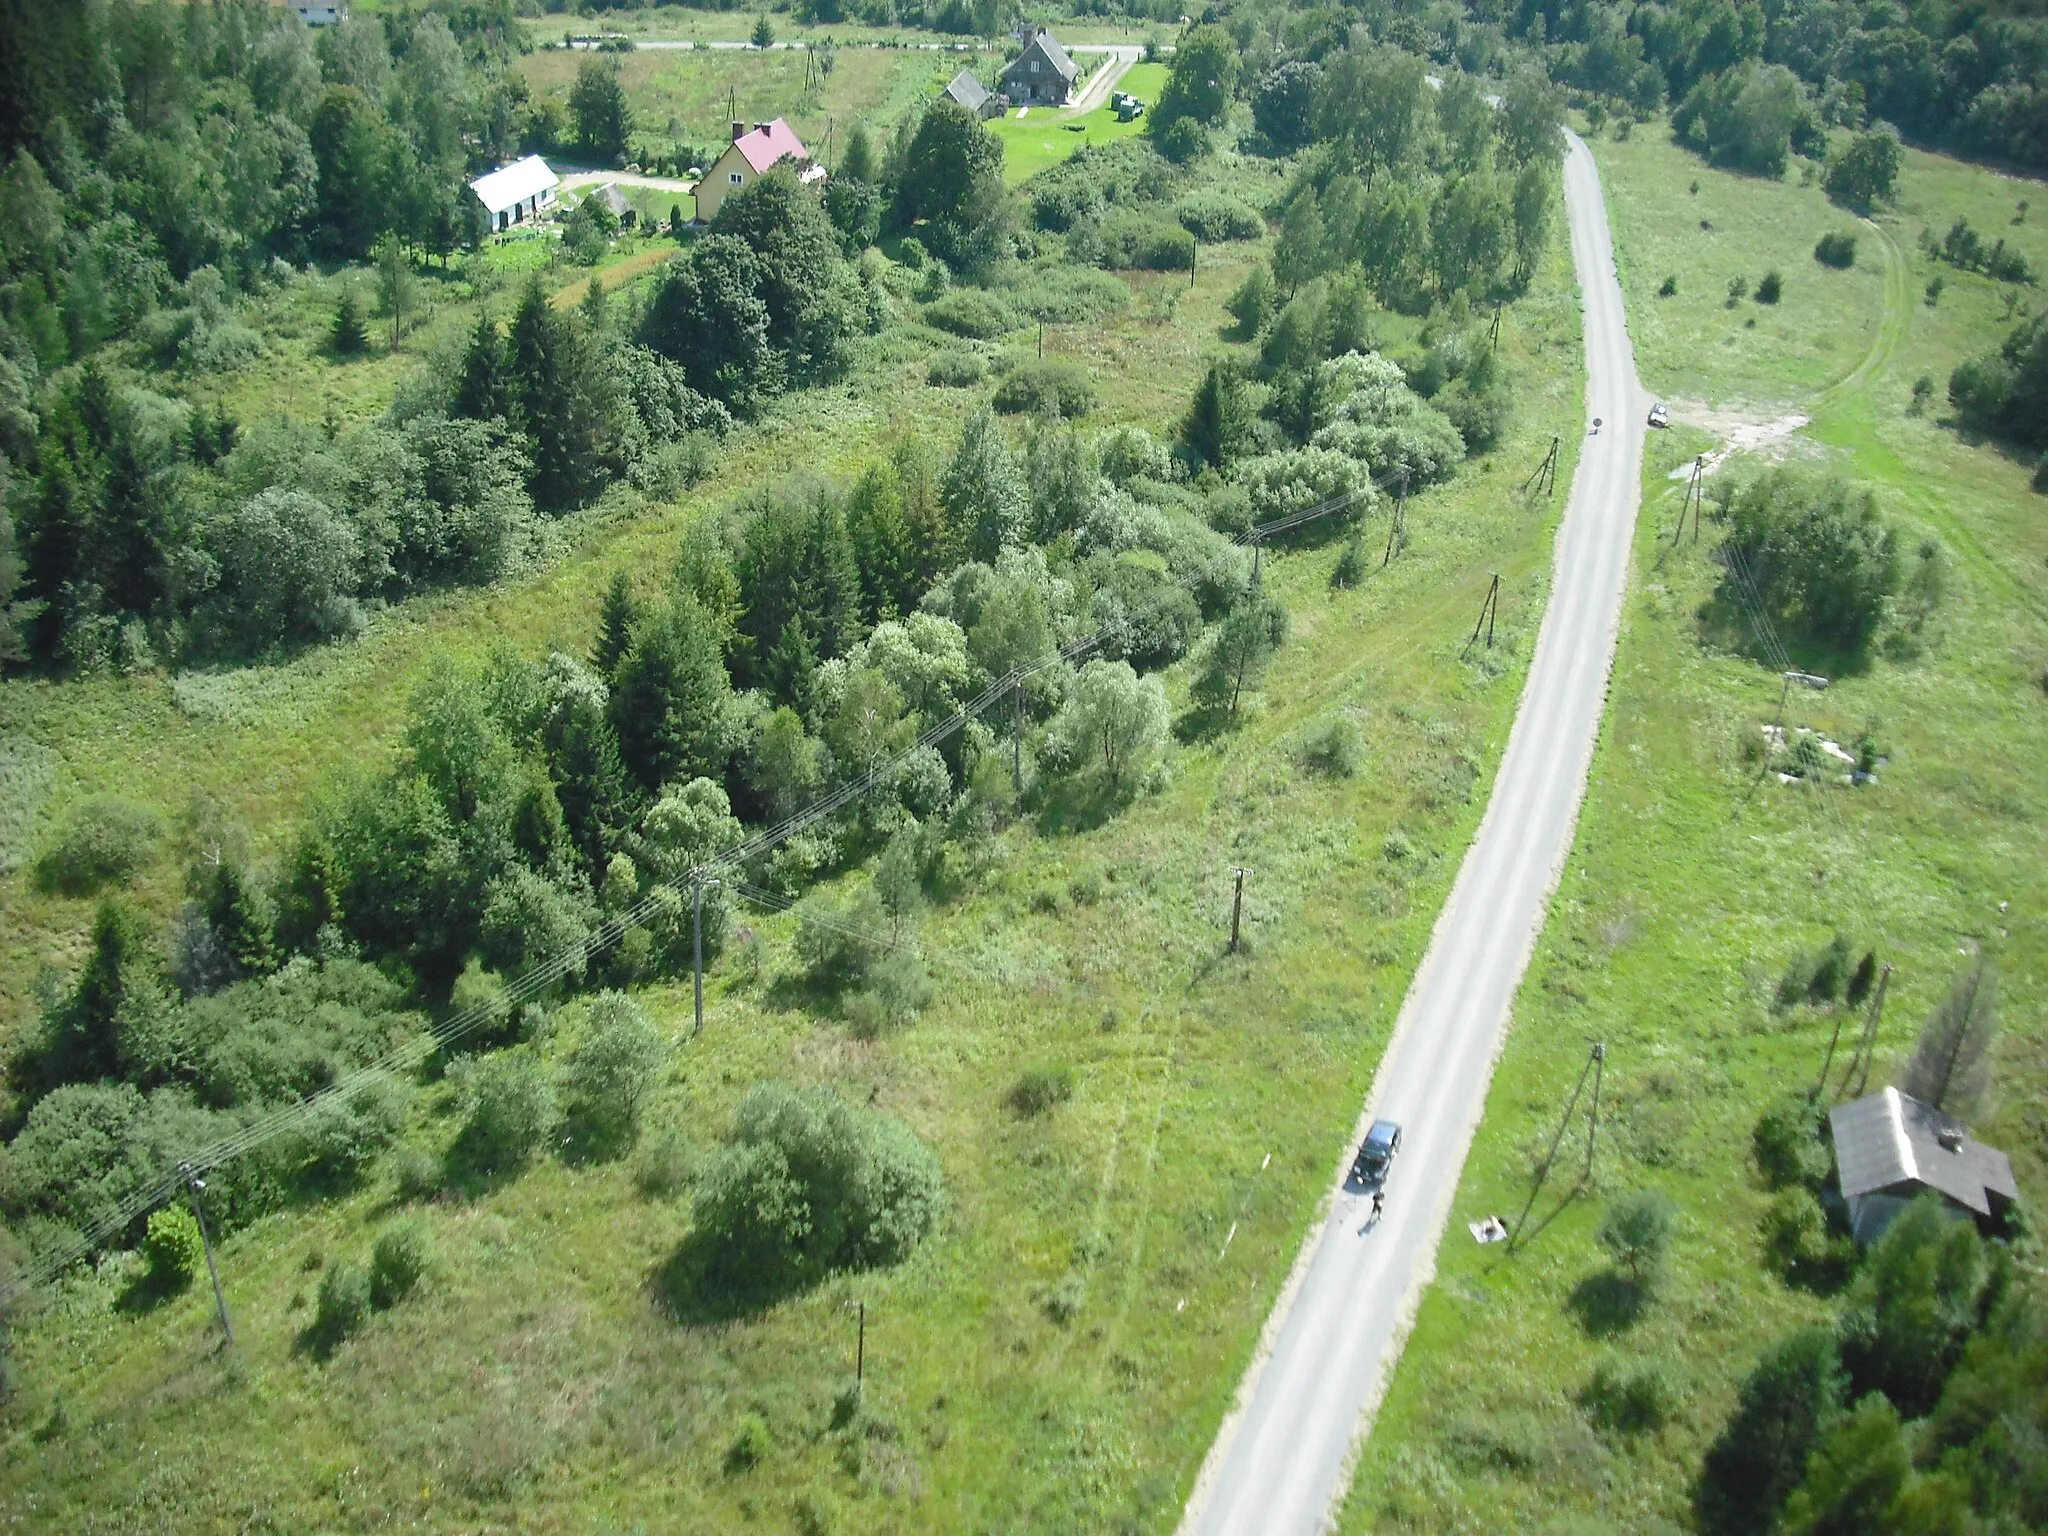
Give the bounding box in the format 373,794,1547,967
1647,402,1671,428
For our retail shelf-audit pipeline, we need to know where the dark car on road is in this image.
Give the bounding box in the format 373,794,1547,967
1353,1119,1402,1184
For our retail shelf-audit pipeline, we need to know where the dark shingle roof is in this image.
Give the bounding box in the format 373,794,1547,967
1830,1088,2018,1217
1003,27,1078,84
944,69,991,111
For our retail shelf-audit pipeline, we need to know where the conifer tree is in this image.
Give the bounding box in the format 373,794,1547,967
592,569,638,676
330,286,369,355
453,311,508,421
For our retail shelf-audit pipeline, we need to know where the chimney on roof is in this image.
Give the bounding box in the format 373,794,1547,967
731,121,745,142
755,121,769,134
1937,1127,1964,1152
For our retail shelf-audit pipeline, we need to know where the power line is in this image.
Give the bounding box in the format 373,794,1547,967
0,458,1422,1304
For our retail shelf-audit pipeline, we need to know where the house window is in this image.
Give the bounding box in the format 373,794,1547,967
730,172,743,184
1030,58,1040,72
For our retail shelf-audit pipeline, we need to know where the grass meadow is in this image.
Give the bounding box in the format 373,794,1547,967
0,171,1588,1528
1339,124,2048,1533
519,38,949,161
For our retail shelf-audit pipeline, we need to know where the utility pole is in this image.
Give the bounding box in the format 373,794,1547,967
180,1164,234,1348
1251,535,1263,586
1675,455,1704,542
1383,468,1409,568
1463,575,1501,656
1583,1041,1605,1182
1227,866,1250,953
1189,234,1198,291
1488,300,1503,351
1011,679,1024,795
1843,963,1892,1098
692,871,722,1038
847,1298,866,1392
1523,435,1560,499
1037,319,1044,359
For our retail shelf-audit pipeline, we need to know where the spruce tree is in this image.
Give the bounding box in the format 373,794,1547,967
592,569,639,676
611,595,740,791
1179,361,1253,470
330,286,369,355
453,311,508,421
200,858,278,982
943,408,1029,565
550,692,638,875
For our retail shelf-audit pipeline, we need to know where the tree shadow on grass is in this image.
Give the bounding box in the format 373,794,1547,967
114,1270,187,1317
1569,1268,1654,1338
1031,776,1132,837
650,1234,817,1328
1172,701,1240,747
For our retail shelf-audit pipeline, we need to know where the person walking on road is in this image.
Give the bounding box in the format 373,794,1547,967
1370,1190,1384,1225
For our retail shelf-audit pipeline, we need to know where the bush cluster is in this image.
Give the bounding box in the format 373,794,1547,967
688,1083,944,1298
991,360,1096,418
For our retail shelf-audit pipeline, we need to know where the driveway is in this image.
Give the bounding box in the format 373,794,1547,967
1178,128,1647,1536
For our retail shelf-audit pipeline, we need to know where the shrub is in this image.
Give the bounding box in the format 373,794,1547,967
1759,1188,1850,1289
312,1260,371,1350
927,350,986,387
1331,529,1366,589
923,290,1014,339
1296,714,1363,777
726,1412,771,1472
1096,212,1195,271
1657,274,1678,296
1044,1271,1086,1325
1814,232,1857,268
1174,193,1265,243
1909,375,1934,415
1726,275,1750,305
844,949,932,1040
633,1125,695,1198
563,992,668,1148
1717,468,1901,653
1752,1096,1829,1189
1582,1355,1680,1435
1008,1064,1074,1116
1756,269,1783,304
35,797,163,895
1598,1190,1676,1288
991,359,1095,418
689,1083,944,1298
451,1049,559,1174
141,1206,204,1291
795,887,888,993
368,1221,431,1309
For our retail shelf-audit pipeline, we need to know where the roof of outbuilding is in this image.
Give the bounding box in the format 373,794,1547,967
469,155,558,215
1830,1087,2018,1216
944,69,992,110
733,118,809,175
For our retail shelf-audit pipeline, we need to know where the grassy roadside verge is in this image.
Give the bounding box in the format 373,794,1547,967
1337,127,2047,1533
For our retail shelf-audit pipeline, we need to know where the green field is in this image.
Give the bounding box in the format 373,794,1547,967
0,159,1594,1528
1340,125,2048,1533
990,63,1172,183
520,40,946,161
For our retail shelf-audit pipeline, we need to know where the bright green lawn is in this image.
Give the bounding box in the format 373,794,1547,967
0,196,1588,1530
1339,126,2048,1533
990,64,1171,184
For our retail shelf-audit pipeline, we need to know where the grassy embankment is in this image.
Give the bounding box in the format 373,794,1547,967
0,146,1588,1534
1340,124,2048,1533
